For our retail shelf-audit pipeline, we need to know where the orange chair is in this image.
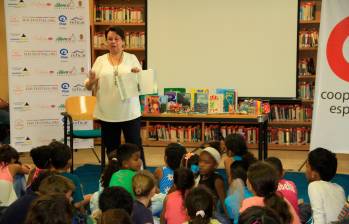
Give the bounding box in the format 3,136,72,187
61,96,106,172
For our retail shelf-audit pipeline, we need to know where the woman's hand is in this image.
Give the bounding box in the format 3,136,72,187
131,67,141,73
86,71,99,90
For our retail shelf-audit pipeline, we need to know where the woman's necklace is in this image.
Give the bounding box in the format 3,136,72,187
109,51,123,85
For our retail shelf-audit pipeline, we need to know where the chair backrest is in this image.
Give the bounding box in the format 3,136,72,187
0,180,17,206
65,96,96,121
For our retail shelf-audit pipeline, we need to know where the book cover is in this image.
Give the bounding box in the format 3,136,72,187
208,94,224,114
116,69,157,101
164,88,186,94
144,95,160,114
159,95,168,113
215,88,237,113
177,92,191,113
165,91,177,103
194,93,208,113
189,88,209,110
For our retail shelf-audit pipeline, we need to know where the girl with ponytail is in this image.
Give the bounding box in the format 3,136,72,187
162,168,195,224
184,186,221,224
240,161,300,224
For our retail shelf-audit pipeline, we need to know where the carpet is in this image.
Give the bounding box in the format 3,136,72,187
74,164,349,203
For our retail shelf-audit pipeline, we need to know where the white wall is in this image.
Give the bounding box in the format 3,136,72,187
148,0,298,97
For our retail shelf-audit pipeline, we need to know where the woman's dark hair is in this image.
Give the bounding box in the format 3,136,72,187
224,133,256,166
308,147,337,181
185,186,214,224
165,143,187,170
247,162,292,224
25,194,73,224
230,160,248,184
174,168,195,198
30,145,52,169
104,26,125,40
99,186,133,215
0,144,19,164
115,143,140,170
101,150,118,188
239,206,282,224
100,209,132,224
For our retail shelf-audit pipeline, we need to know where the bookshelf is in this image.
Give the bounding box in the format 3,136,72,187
91,0,147,67
141,113,269,159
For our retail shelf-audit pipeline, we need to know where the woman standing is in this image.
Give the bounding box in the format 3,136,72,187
85,26,145,166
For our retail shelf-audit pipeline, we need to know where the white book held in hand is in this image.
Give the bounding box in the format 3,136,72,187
116,69,158,100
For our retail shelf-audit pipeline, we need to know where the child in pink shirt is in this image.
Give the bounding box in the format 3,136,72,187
240,161,300,224
162,168,195,224
266,157,299,215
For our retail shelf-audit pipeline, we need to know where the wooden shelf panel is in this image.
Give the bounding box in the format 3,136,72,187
299,47,318,51
269,121,312,126
299,20,320,24
142,142,309,151
94,22,145,26
298,75,316,80
301,99,314,103
143,140,202,148
268,144,309,151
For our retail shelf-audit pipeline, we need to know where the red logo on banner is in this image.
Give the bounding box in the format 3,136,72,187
327,16,349,82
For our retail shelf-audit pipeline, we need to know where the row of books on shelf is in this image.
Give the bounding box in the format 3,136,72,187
94,6,144,23
298,58,316,76
268,127,311,145
141,88,240,114
299,2,317,21
299,30,318,48
93,32,145,49
141,125,310,145
298,82,315,100
269,104,313,121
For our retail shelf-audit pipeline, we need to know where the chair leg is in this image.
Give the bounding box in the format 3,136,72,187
101,139,106,172
70,135,74,173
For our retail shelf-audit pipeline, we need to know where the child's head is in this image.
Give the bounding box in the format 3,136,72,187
0,144,19,165
230,160,248,184
38,174,75,200
101,150,118,188
132,170,156,198
247,162,291,224
238,206,282,224
30,145,52,169
224,133,247,157
265,157,283,179
201,141,222,153
99,186,133,215
199,147,221,175
100,209,132,224
49,141,71,170
185,186,214,224
182,152,200,174
306,147,337,182
25,194,73,224
174,168,195,197
117,143,142,171
165,143,187,171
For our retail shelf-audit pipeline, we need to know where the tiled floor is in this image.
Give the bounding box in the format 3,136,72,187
19,146,349,174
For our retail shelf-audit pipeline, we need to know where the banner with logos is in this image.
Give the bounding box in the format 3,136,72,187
5,0,92,152
310,0,349,153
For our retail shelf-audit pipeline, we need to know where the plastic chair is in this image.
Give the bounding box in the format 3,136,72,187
61,96,106,172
